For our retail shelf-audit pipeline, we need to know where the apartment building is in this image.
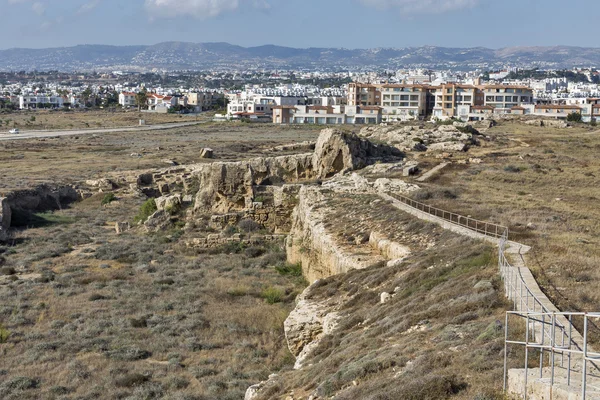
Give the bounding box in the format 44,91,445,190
186,92,224,110
480,85,534,113
348,83,380,106
18,95,64,109
272,105,382,125
379,84,428,122
431,84,478,119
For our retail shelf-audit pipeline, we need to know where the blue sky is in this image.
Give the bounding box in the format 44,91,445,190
0,0,598,50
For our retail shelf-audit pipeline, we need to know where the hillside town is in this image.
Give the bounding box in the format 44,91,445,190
2,67,600,124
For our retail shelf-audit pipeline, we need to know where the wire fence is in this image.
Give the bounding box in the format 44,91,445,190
392,193,600,398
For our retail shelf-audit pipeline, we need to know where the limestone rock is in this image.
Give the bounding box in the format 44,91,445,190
373,178,419,194
0,197,11,242
155,195,182,212
0,197,11,231
358,123,473,152
474,280,493,291
369,231,411,260
403,163,419,176
284,286,327,357
115,222,130,234
312,128,402,179
158,182,170,195
144,210,172,232
193,154,313,213
85,178,115,190
200,148,214,159
162,159,178,166
427,142,467,152
136,173,153,186
380,292,391,304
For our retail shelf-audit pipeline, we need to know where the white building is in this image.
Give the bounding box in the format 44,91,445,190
119,92,137,108
18,95,64,109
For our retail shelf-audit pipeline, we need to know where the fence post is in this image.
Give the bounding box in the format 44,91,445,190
582,314,588,399
525,314,530,400
567,314,572,386
504,312,509,392
540,314,545,379
551,312,556,386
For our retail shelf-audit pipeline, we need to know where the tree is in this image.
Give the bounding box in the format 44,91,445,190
81,86,93,107
135,90,148,111
567,112,582,122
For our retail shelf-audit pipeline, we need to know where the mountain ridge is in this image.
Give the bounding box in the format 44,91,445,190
0,42,598,71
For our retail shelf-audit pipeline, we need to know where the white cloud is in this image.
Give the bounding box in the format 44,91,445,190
31,1,45,15
77,0,101,15
358,0,479,14
145,0,241,19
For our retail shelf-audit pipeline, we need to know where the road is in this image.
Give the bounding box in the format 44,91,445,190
0,121,205,141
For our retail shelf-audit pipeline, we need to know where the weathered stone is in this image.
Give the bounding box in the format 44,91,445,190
144,210,172,232
312,128,402,179
155,195,182,212
115,222,131,234
162,159,178,166
85,178,115,190
284,286,327,357
136,173,153,186
0,197,11,241
200,148,214,159
369,231,411,260
158,182,170,195
473,280,493,291
403,163,419,177
380,292,391,304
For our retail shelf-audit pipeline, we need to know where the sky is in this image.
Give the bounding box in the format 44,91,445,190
1,0,599,50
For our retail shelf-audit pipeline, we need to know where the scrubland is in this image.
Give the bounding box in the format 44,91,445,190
0,192,308,399
408,121,600,342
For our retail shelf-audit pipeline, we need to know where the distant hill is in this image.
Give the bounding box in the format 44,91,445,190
0,42,598,71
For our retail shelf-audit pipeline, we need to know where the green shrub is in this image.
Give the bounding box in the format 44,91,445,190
567,112,582,122
134,199,157,222
101,192,116,205
114,373,149,388
261,287,284,304
0,324,10,343
503,165,524,173
275,263,303,277
165,203,181,216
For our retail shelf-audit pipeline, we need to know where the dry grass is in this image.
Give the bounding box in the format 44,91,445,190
0,109,188,131
0,191,306,399
407,120,600,341
0,121,322,192
257,227,518,400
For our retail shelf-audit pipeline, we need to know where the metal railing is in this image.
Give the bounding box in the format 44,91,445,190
388,193,600,398
504,311,600,399
392,193,508,238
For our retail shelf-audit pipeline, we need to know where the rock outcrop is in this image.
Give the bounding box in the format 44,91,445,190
286,186,387,283
193,154,314,214
312,128,403,178
284,284,341,370
155,194,182,212
144,210,172,232
358,123,475,152
0,197,11,242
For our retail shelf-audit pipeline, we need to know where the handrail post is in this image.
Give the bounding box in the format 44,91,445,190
551,312,556,386
582,314,588,399
504,312,509,392
568,314,572,386
540,314,545,379
525,314,530,400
